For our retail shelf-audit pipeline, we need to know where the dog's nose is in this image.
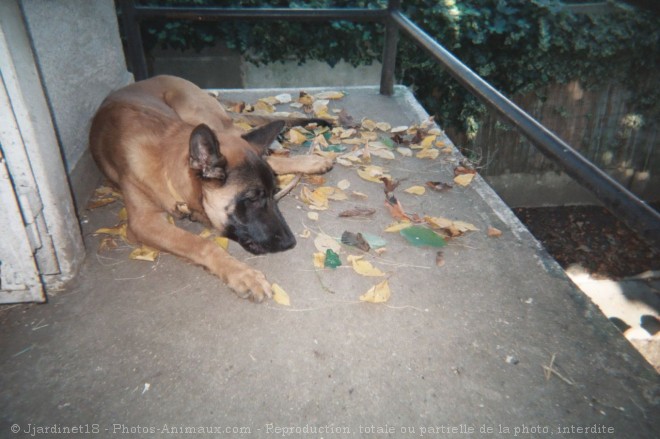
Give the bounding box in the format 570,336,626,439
278,231,296,251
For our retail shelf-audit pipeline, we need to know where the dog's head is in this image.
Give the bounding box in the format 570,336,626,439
188,121,296,255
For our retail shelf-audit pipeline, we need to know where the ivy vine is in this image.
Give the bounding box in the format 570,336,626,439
137,0,659,140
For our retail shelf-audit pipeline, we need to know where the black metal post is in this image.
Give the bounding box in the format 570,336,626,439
117,0,148,81
380,0,400,96
391,11,660,247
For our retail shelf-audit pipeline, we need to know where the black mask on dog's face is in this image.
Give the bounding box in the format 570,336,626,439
189,121,295,254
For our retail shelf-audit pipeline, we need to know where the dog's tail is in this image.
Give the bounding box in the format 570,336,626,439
230,112,334,129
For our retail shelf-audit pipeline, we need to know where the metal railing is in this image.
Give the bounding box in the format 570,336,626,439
117,0,660,248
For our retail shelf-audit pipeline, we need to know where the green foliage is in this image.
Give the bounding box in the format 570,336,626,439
137,0,659,137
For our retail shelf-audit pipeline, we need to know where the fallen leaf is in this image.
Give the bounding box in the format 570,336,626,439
129,245,159,262
338,109,356,127
391,125,408,133
421,135,437,148
304,175,326,186
426,181,453,192
396,147,413,157
337,179,351,190
300,186,329,210
404,185,426,195
324,249,342,269
300,229,311,239
214,237,229,249
453,221,479,232
275,93,292,104
361,233,387,249
271,283,291,306
384,196,412,221
87,197,117,209
351,191,368,199
338,207,376,218
287,128,310,144
399,226,447,247
98,236,117,252
361,118,378,131
380,177,400,194
360,279,391,303
488,226,503,237
384,222,412,233
375,122,392,132
94,223,128,240
454,173,475,186
357,165,390,183
316,186,348,201
314,91,345,100
436,251,446,267
308,212,319,221
416,148,440,160
314,233,341,254
347,255,385,276
341,231,371,252
313,252,326,268
454,165,477,176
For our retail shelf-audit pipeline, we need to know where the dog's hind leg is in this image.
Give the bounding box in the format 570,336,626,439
122,185,272,302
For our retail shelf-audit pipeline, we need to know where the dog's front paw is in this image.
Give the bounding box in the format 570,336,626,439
227,263,272,303
306,155,334,174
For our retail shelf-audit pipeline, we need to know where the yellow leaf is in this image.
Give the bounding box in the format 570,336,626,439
404,185,426,195
254,100,275,113
361,119,378,131
87,197,117,209
360,279,391,303
94,223,127,239
287,128,309,144
118,207,128,221
424,216,454,229
300,186,329,210
375,122,392,131
214,237,229,249
421,135,437,148
313,252,326,268
347,255,385,277
307,211,319,221
199,228,213,238
316,186,347,201
452,220,479,232
416,148,440,160
234,122,253,131
384,222,412,232
337,179,351,190
299,229,311,239
271,283,291,306
314,91,345,100
357,165,390,183
277,174,296,187
129,245,159,262
454,173,475,186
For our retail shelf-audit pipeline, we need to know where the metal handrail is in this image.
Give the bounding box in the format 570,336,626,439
116,0,660,248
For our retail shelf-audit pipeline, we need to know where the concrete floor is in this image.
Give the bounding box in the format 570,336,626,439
1,87,659,438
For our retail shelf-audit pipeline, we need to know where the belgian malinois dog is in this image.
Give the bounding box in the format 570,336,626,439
89,75,333,302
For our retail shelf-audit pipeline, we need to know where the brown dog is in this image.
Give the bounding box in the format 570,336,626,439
89,75,333,302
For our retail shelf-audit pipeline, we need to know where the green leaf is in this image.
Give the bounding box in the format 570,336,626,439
399,226,447,248
324,249,342,269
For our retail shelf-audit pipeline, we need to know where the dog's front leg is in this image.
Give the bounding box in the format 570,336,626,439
266,155,334,175
123,187,272,302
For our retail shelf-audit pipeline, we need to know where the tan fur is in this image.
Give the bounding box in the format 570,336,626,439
89,75,333,302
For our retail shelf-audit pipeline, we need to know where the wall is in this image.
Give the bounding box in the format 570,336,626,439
20,0,132,207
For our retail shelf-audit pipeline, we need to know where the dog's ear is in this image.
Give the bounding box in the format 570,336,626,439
241,120,285,155
189,124,227,182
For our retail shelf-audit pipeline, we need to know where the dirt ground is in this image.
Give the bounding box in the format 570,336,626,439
514,205,660,372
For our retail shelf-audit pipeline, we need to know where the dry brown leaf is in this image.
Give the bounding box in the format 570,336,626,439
488,226,503,237
338,207,376,218
384,196,412,222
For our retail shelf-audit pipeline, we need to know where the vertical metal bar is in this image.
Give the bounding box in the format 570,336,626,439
118,0,148,80
380,0,400,96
